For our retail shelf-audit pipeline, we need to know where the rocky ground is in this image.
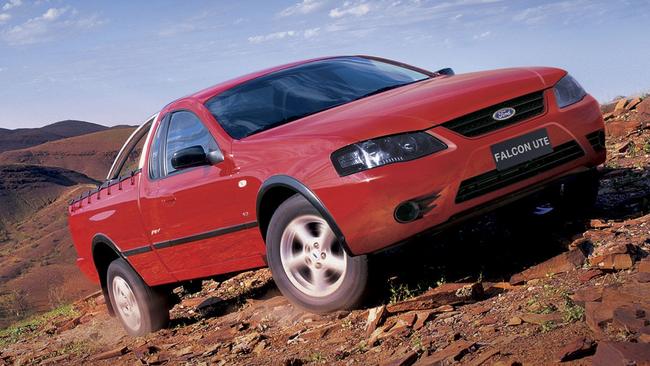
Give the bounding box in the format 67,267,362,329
2,97,650,365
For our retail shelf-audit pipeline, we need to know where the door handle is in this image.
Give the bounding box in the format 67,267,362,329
160,196,176,207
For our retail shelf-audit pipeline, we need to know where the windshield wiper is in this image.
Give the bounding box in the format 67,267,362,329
355,79,425,101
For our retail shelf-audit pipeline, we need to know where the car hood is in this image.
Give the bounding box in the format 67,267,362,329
239,67,567,146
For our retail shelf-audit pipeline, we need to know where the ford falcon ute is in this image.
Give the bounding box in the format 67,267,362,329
68,56,606,335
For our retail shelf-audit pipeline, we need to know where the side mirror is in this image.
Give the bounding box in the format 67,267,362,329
206,149,224,165
171,145,225,170
171,145,208,170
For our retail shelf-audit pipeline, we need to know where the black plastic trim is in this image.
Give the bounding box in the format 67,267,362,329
91,234,125,259
455,140,584,203
257,175,353,256
152,221,258,251
123,246,153,257
586,129,606,152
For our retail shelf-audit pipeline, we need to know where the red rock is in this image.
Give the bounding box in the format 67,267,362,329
590,250,633,270
590,219,612,228
612,305,650,333
585,301,614,338
637,272,650,283
519,312,563,326
603,112,615,120
638,98,650,121
571,287,603,306
413,310,436,330
592,341,650,366
614,98,628,113
466,348,500,366
386,283,482,313
302,324,337,340
555,337,596,362
507,316,522,326
380,349,418,366
627,97,642,111
639,259,650,273
578,269,604,283
509,249,585,285
366,305,387,337
92,346,130,361
605,120,642,138
56,316,82,334
414,340,474,365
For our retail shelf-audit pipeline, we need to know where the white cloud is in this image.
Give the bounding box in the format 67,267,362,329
248,28,322,44
329,3,370,18
279,0,325,17
2,0,21,11
41,7,66,21
473,30,491,40
304,27,320,38
513,1,595,25
2,7,105,45
248,30,297,44
0,12,10,23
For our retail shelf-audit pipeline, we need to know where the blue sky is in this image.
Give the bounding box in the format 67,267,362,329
0,0,649,129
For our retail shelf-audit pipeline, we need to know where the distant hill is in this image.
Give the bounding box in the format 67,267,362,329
0,164,97,231
0,127,137,181
0,120,110,153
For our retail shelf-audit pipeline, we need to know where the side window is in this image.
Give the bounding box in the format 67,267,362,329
114,127,150,179
164,111,219,176
148,117,167,180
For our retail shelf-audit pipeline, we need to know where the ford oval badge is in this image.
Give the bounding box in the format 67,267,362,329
492,107,516,121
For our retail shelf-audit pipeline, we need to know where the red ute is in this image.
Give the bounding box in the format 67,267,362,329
68,56,606,335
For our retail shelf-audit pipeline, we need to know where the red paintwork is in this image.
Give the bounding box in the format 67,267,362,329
68,57,606,287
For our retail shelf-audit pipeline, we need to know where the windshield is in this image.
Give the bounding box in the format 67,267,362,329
205,57,430,139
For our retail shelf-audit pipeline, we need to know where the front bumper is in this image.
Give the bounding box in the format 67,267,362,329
316,91,606,255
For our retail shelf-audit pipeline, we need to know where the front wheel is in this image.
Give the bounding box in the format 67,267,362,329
107,258,169,336
266,195,368,313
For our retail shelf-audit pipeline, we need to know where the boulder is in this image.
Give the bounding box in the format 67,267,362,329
386,283,482,313
414,340,474,365
614,98,628,113
380,349,418,366
509,249,585,285
365,305,387,337
555,337,596,362
592,341,650,366
626,97,642,111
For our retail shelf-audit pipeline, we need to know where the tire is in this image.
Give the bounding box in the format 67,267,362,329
107,258,169,336
266,194,368,313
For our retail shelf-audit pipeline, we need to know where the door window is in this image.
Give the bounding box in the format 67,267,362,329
164,111,219,176
148,115,167,180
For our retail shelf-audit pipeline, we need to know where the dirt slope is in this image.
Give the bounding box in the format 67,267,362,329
0,127,136,181
2,97,650,365
0,121,109,153
0,165,97,230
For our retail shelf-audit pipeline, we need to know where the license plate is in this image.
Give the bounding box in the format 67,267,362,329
491,128,553,171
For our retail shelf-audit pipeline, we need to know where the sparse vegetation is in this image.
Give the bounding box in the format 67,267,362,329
540,321,557,333
562,297,585,323
0,304,78,348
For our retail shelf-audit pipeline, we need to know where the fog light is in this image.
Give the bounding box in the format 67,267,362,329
394,201,421,223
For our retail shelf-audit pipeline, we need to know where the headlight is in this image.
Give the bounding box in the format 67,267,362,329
553,74,586,108
331,132,447,176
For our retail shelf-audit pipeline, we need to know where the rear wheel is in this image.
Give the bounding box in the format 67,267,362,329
107,258,169,336
266,195,368,313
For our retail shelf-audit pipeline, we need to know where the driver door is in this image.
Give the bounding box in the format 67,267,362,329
147,110,257,279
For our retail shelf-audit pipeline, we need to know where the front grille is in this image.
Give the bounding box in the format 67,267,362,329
586,130,606,152
455,140,584,203
442,91,546,137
